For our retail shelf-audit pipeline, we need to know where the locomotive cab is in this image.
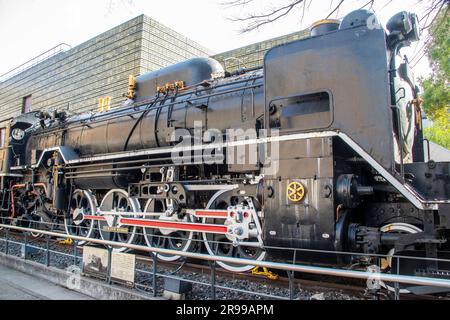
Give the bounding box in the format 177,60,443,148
261,9,450,280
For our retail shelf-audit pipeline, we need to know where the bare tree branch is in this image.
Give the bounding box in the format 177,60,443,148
229,1,304,21
225,0,303,33
223,0,345,33
228,0,306,33
326,0,345,19
358,0,376,11
420,0,447,30
106,0,135,15
223,0,448,34
301,0,307,21
408,0,448,66
220,0,255,9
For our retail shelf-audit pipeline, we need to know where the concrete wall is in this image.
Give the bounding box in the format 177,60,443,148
212,29,310,73
140,16,214,74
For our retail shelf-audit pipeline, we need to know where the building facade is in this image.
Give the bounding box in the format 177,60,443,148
0,14,213,128
212,29,310,72
0,14,309,140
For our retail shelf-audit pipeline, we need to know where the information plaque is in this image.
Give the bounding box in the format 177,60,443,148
82,246,109,279
111,251,136,286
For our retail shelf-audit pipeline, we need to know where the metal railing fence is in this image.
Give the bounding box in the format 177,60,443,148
1,221,450,300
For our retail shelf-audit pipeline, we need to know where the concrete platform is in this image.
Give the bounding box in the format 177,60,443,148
0,253,160,300
0,264,91,300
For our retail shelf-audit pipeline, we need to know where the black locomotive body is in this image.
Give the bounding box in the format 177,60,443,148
1,10,449,283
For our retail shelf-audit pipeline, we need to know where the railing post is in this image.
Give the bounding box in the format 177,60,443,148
5,228,9,255
289,250,297,300
107,246,112,285
394,256,400,300
24,232,28,260
287,271,294,300
73,240,78,266
46,235,50,267
210,260,216,300
152,253,158,297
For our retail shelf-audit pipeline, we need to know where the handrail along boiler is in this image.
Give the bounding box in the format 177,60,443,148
0,10,449,290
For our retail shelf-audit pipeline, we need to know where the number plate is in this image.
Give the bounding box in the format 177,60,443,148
102,226,129,233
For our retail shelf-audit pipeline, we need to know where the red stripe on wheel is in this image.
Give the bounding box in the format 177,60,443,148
195,210,228,218
84,215,105,221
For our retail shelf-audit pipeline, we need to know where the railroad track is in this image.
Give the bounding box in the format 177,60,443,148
136,255,366,297
137,256,447,300
0,229,448,300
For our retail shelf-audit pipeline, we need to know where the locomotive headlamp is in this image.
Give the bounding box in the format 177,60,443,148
11,128,25,141
387,11,420,45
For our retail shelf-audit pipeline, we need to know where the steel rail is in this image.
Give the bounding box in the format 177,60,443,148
2,223,450,289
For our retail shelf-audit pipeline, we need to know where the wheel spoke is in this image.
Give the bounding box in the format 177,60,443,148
64,190,96,245
203,190,266,272
142,199,194,262
98,189,139,252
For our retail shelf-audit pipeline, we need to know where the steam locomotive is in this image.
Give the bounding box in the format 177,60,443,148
1,9,449,290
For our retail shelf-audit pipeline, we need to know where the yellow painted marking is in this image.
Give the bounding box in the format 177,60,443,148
59,238,73,245
251,266,279,280
287,181,305,202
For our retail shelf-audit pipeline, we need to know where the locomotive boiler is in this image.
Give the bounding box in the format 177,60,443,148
0,9,449,290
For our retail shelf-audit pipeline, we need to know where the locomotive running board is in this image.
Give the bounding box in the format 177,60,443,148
336,133,441,210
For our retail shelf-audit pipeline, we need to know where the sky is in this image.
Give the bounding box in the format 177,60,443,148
0,0,433,80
